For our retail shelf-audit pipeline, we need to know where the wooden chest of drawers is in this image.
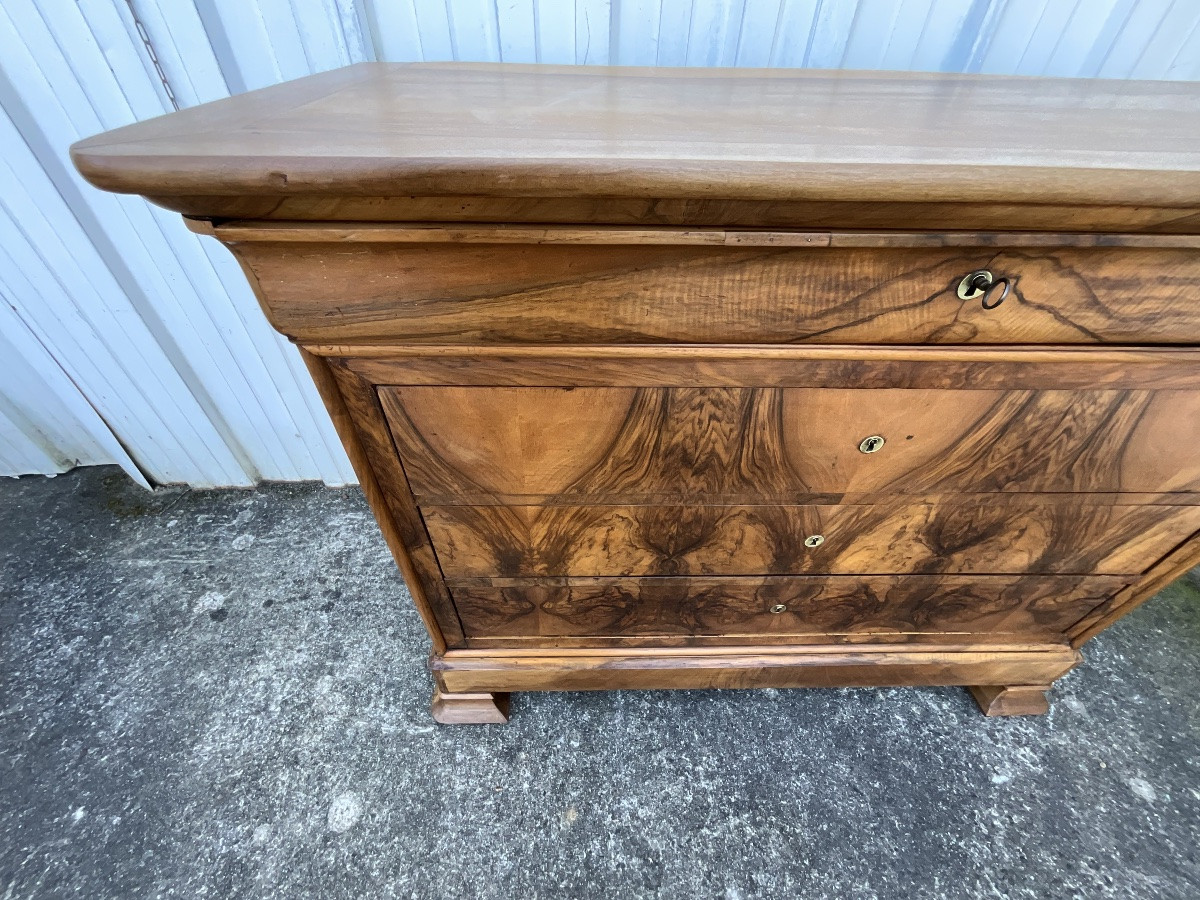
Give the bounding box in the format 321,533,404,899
73,63,1200,722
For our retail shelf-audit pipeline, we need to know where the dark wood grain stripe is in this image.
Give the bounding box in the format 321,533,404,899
237,242,1200,345
446,575,1128,643
421,501,1200,579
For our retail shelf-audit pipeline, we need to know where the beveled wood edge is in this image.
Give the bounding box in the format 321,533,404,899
459,634,1083,651
194,219,1200,248
174,198,1200,233
313,356,466,648
1070,524,1200,647
447,574,1134,588
439,640,1075,658
312,343,1200,363
328,345,1200,392
430,643,1082,694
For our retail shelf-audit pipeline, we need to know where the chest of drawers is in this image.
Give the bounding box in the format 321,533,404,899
73,63,1200,722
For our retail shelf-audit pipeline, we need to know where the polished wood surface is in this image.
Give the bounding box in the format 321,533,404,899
432,644,1082,693
231,239,1200,345
73,63,1200,721
382,386,1200,501
447,575,1125,644
338,345,1200,392
422,500,1200,578
203,221,1200,248
183,196,1200,232
71,64,1200,215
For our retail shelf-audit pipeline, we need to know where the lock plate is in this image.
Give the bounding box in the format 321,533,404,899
957,269,992,300
859,435,885,454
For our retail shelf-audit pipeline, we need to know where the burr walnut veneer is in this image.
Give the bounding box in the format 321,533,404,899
72,63,1200,722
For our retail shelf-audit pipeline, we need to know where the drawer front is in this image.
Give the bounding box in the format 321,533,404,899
382,386,1200,500
448,575,1128,644
240,241,1200,345
422,501,1200,578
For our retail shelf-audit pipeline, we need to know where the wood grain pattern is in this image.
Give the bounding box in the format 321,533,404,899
178,196,1200,233
337,346,1200,392
231,241,1200,345
71,64,1200,214
1069,523,1200,648
176,196,1200,232
205,221,1200,249
421,500,1200,579
432,644,1082,694
446,575,1126,643
382,386,1200,501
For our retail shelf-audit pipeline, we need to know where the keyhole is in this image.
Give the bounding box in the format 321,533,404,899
859,435,885,454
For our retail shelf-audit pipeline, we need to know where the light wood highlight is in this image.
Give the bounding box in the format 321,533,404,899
337,346,1200,391
71,64,1200,214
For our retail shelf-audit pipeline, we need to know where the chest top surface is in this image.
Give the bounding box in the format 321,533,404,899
71,63,1200,222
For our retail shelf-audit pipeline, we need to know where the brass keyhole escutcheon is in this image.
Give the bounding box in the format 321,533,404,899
770,604,788,614
957,269,1012,309
804,534,825,548
859,435,885,454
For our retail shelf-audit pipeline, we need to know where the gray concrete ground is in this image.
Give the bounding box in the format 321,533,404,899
1,466,1198,900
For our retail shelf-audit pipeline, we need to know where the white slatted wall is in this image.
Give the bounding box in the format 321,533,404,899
2,0,1198,487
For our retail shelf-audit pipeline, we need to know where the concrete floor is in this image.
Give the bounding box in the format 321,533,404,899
2,466,1199,899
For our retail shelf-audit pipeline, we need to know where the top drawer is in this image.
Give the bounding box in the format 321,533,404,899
225,231,1200,345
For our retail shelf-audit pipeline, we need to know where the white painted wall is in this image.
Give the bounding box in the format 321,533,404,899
2,0,1197,486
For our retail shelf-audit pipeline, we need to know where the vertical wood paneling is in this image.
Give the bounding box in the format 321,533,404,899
2,0,1198,484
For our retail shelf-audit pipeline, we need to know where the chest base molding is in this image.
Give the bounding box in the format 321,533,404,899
430,642,1081,720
